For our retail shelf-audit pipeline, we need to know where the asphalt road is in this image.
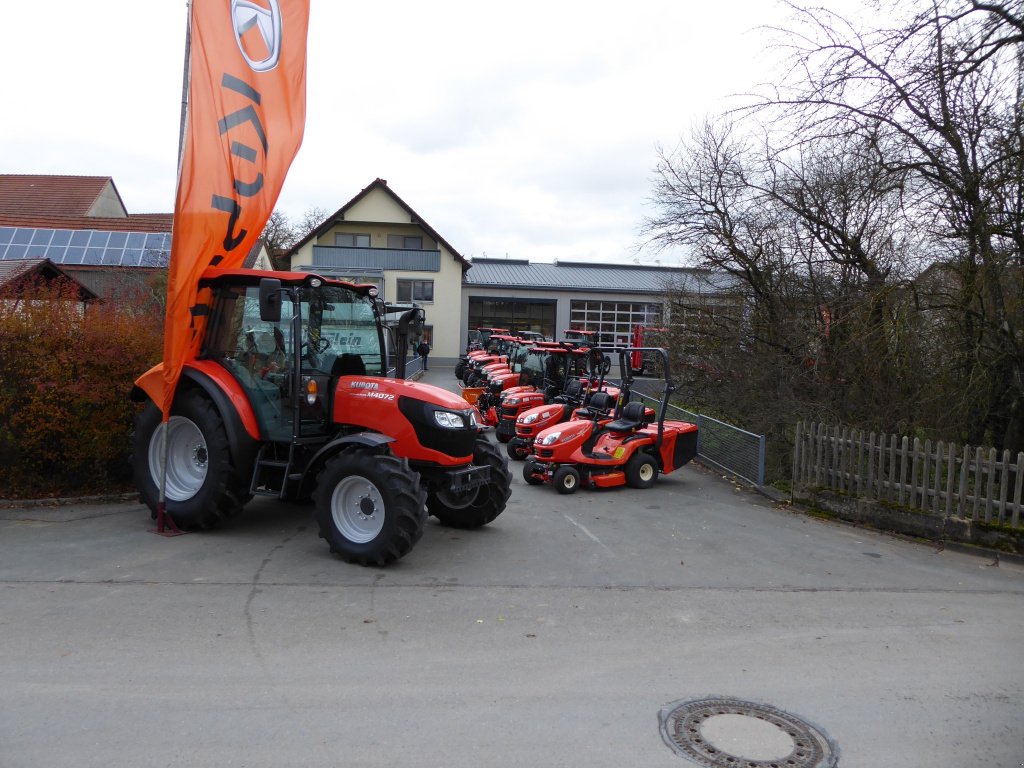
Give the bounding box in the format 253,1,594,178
1,366,1022,767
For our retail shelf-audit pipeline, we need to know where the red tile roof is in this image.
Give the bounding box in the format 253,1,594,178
0,175,120,217
0,213,173,233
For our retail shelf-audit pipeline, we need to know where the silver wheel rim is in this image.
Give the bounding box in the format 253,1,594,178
562,471,576,490
148,416,208,501
331,475,386,543
639,461,655,482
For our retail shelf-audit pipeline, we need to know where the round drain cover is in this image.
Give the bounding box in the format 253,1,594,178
659,697,838,768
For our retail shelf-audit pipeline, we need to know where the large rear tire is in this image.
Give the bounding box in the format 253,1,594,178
133,391,245,529
427,439,511,529
314,452,426,566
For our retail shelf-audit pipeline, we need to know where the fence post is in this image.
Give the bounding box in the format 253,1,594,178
1012,452,1023,529
959,445,970,518
792,421,803,496
898,436,910,506
944,442,956,518
985,448,997,523
997,449,1011,525
972,447,983,520
758,432,766,487
931,441,942,514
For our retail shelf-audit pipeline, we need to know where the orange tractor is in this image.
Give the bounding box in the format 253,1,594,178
132,269,512,566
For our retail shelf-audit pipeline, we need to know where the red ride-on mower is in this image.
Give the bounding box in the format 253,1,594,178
505,351,618,460
522,348,698,494
493,345,595,444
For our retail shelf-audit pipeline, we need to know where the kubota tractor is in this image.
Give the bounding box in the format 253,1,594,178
522,347,697,494
132,269,512,566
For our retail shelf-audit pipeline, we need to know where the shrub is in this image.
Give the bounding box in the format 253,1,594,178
0,278,163,498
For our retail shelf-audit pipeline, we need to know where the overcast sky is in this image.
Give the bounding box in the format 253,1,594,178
5,0,818,264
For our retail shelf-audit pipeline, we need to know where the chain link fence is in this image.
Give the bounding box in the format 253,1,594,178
626,380,766,487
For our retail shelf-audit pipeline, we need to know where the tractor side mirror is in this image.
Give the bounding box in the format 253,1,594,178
258,278,282,323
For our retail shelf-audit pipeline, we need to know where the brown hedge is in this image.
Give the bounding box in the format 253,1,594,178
0,278,163,498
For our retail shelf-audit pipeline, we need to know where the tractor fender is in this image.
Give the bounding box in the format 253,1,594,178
132,364,261,482
297,432,397,498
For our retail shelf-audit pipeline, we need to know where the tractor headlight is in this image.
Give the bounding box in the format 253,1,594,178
434,411,465,429
538,431,562,446
521,412,539,425
505,397,520,406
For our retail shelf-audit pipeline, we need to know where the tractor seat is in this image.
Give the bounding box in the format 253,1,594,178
604,401,649,433
331,353,366,377
576,391,612,419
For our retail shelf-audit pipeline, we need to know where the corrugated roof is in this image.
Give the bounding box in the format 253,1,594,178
463,258,739,294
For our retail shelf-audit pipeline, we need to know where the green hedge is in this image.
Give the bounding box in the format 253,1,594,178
0,279,163,498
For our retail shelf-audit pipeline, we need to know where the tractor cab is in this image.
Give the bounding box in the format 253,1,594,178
201,273,387,443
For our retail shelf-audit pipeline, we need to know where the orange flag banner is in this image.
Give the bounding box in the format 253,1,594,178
161,0,309,418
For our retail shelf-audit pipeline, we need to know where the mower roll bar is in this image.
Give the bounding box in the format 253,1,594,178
589,346,675,449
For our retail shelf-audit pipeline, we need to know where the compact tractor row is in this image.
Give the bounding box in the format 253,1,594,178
457,340,700,495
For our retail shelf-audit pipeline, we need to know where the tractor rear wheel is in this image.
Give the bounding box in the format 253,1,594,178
314,452,426,566
625,452,658,489
427,438,511,528
553,465,580,495
133,392,245,529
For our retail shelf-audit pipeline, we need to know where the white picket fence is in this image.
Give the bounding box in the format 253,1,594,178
792,422,1024,528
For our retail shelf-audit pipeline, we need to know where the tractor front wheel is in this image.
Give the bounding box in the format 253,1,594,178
314,452,426,566
133,391,245,529
522,458,544,485
506,437,530,461
427,439,511,528
553,465,580,495
625,452,658,489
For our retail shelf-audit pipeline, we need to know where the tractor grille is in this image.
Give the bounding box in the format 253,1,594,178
535,447,554,460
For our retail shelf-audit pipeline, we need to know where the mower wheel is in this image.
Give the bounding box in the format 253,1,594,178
133,392,246,529
506,437,530,461
522,458,544,485
553,465,580,495
427,438,511,528
625,452,658,489
454,359,466,380
314,451,426,566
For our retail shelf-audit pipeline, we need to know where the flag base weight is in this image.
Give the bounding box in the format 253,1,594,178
149,502,188,537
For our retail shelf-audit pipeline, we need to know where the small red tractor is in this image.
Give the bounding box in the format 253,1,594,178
456,326,508,379
505,358,621,461
489,344,593,443
132,269,512,566
522,348,698,494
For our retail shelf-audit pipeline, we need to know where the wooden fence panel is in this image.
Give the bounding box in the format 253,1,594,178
792,422,1023,529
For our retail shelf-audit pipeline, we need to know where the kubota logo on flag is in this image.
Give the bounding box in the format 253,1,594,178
157,0,309,418
231,0,282,72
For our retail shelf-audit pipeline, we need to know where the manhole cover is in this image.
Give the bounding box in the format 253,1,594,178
659,697,838,768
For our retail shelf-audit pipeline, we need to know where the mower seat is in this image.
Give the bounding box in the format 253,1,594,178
575,391,612,420
604,401,649,433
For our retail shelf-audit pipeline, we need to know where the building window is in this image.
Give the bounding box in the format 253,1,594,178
467,297,556,339
397,279,434,303
568,300,662,345
335,233,370,247
387,235,423,250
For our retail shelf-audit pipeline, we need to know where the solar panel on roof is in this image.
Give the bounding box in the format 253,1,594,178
0,226,171,267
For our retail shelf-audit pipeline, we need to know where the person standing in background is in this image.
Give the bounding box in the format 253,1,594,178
417,339,430,370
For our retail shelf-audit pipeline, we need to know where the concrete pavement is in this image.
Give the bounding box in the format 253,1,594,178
1,365,1022,767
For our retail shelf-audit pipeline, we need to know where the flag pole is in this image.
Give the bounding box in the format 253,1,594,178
153,0,192,537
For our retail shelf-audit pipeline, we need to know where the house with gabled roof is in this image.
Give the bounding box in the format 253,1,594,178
287,178,470,360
